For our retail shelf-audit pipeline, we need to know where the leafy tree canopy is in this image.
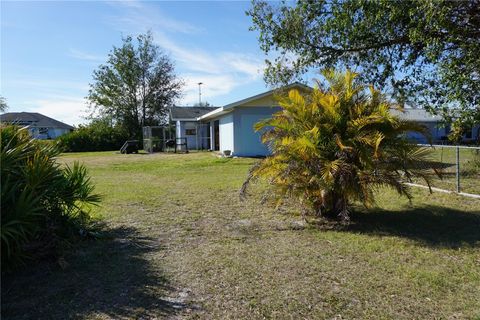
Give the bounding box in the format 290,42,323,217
0,96,8,112
247,0,480,137
87,32,183,139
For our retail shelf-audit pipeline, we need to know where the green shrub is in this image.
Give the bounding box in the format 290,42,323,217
1,125,101,269
57,119,130,152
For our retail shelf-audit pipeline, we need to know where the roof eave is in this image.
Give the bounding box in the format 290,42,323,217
171,118,199,122
221,82,312,111
197,107,233,121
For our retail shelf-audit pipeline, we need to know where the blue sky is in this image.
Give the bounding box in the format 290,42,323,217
1,0,295,125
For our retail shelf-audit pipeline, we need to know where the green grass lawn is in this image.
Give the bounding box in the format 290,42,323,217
2,152,480,319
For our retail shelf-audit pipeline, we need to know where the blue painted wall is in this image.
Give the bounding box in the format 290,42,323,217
176,120,197,149
405,123,480,143
233,106,280,157
29,127,71,139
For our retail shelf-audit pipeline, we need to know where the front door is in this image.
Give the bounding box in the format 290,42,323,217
214,120,220,151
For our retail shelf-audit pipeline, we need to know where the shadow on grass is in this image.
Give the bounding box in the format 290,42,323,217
344,205,480,248
1,226,191,319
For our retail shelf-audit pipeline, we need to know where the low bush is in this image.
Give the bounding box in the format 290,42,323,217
57,120,130,152
1,125,101,269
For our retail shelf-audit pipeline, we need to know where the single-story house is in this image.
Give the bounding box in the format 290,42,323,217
0,112,74,139
170,84,479,156
169,83,309,157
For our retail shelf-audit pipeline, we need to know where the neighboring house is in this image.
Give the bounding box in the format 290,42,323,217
171,84,479,156
0,112,74,139
390,108,447,144
389,108,480,144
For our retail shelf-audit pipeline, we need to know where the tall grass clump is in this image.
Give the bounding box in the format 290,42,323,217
1,125,101,269
241,70,439,221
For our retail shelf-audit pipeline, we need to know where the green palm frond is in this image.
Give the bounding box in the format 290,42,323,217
1,125,102,268
241,69,439,221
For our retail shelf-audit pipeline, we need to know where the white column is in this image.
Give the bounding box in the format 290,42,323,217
210,121,214,150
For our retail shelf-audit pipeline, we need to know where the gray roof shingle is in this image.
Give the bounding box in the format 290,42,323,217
170,106,219,120
390,108,443,122
0,112,74,129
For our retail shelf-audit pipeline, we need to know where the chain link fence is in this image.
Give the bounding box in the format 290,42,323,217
412,144,480,197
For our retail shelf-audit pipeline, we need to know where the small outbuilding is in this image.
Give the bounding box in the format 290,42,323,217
170,106,218,150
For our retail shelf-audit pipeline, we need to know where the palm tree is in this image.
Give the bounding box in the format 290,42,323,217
241,70,438,221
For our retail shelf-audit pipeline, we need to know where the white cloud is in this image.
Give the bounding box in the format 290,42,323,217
106,2,265,105
152,32,264,77
149,32,264,104
181,74,240,105
171,47,264,105
106,0,143,9
107,2,203,35
152,31,223,74
68,48,105,62
219,52,263,79
25,96,89,126
8,78,90,92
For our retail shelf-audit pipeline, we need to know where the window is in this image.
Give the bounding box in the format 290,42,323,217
39,127,49,134
185,129,196,135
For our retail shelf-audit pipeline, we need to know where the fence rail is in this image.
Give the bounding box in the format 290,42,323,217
413,144,480,198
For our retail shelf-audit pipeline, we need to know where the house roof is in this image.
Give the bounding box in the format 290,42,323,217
0,112,74,129
171,83,442,124
170,106,219,121
390,108,443,122
198,82,312,121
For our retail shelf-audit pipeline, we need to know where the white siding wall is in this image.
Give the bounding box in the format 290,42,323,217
219,114,234,153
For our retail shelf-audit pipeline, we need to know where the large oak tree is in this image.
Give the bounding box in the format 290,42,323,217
248,0,480,140
87,32,183,139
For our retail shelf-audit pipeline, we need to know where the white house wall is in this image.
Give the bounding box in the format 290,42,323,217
219,113,234,153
